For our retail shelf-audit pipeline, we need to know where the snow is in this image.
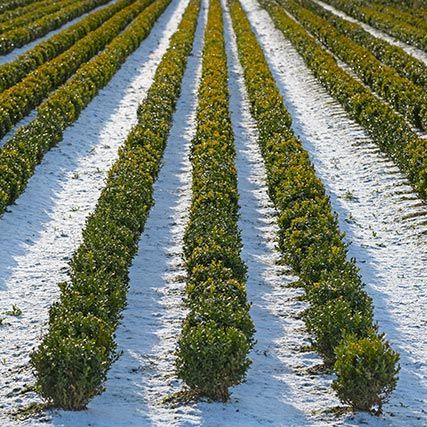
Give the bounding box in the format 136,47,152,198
0,0,426,424
314,0,427,66
0,0,116,65
0,0,192,422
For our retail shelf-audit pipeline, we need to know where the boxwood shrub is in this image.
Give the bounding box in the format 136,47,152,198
229,0,399,412
31,0,200,409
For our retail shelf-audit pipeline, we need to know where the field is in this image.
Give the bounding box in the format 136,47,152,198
0,0,426,425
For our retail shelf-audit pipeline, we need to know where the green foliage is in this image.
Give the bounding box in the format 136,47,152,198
31,0,200,409
0,0,42,14
0,0,82,34
0,0,153,140
0,0,111,55
31,313,115,409
333,334,400,412
298,0,427,90
321,0,427,51
0,0,136,93
0,0,172,218
176,0,254,400
304,298,374,365
177,322,251,401
0,0,57,24
5,304,22,316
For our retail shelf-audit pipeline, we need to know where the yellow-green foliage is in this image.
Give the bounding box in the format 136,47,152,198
0,0,57,24
281,0,427,131
31,0,200,409
0,0,110,54
322,0,427,51
176,0,254,402
0,0,83,34
298,0,427,90
333,334,400,413
0,0,48,15
0,0,136,93
0,0,153,139
0,0,170,217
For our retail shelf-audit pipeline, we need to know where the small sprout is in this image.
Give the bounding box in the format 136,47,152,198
343,190,355,201
5,304,22,317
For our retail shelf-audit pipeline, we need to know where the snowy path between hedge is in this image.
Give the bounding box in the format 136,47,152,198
314,0,427,66
0,0,116,66
0,0,189,422
240,0,427,425
43,1,206,425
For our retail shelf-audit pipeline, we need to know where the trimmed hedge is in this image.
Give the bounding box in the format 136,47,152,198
229,0,399,412
0,0,171,217
31,0,200,409
0,0,42,14
280,0,427,131
0,0,83,34
175,0,254,401
0,0,152,140
298,0,427,91
321,0,427,51
0,0,136,93
261,0,427,201
0,0,62,25
366,2,427,31
0,0,110,55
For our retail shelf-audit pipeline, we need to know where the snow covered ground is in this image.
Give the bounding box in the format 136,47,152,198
0,0,426,425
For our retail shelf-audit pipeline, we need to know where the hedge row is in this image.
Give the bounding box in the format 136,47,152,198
321,0,427,51
0,0,110,55
0,0,136,93
175,0,254,402
0,0,58,24
0,0,81,34
261,0,427,201
384,2,427,19
360,1,426,33
229,0,399,412
0,0,152,140
0,0,41,14
369,1,427,21
298,0,427,91
0,0,170,217
280,0,427,131
30,0,200,410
